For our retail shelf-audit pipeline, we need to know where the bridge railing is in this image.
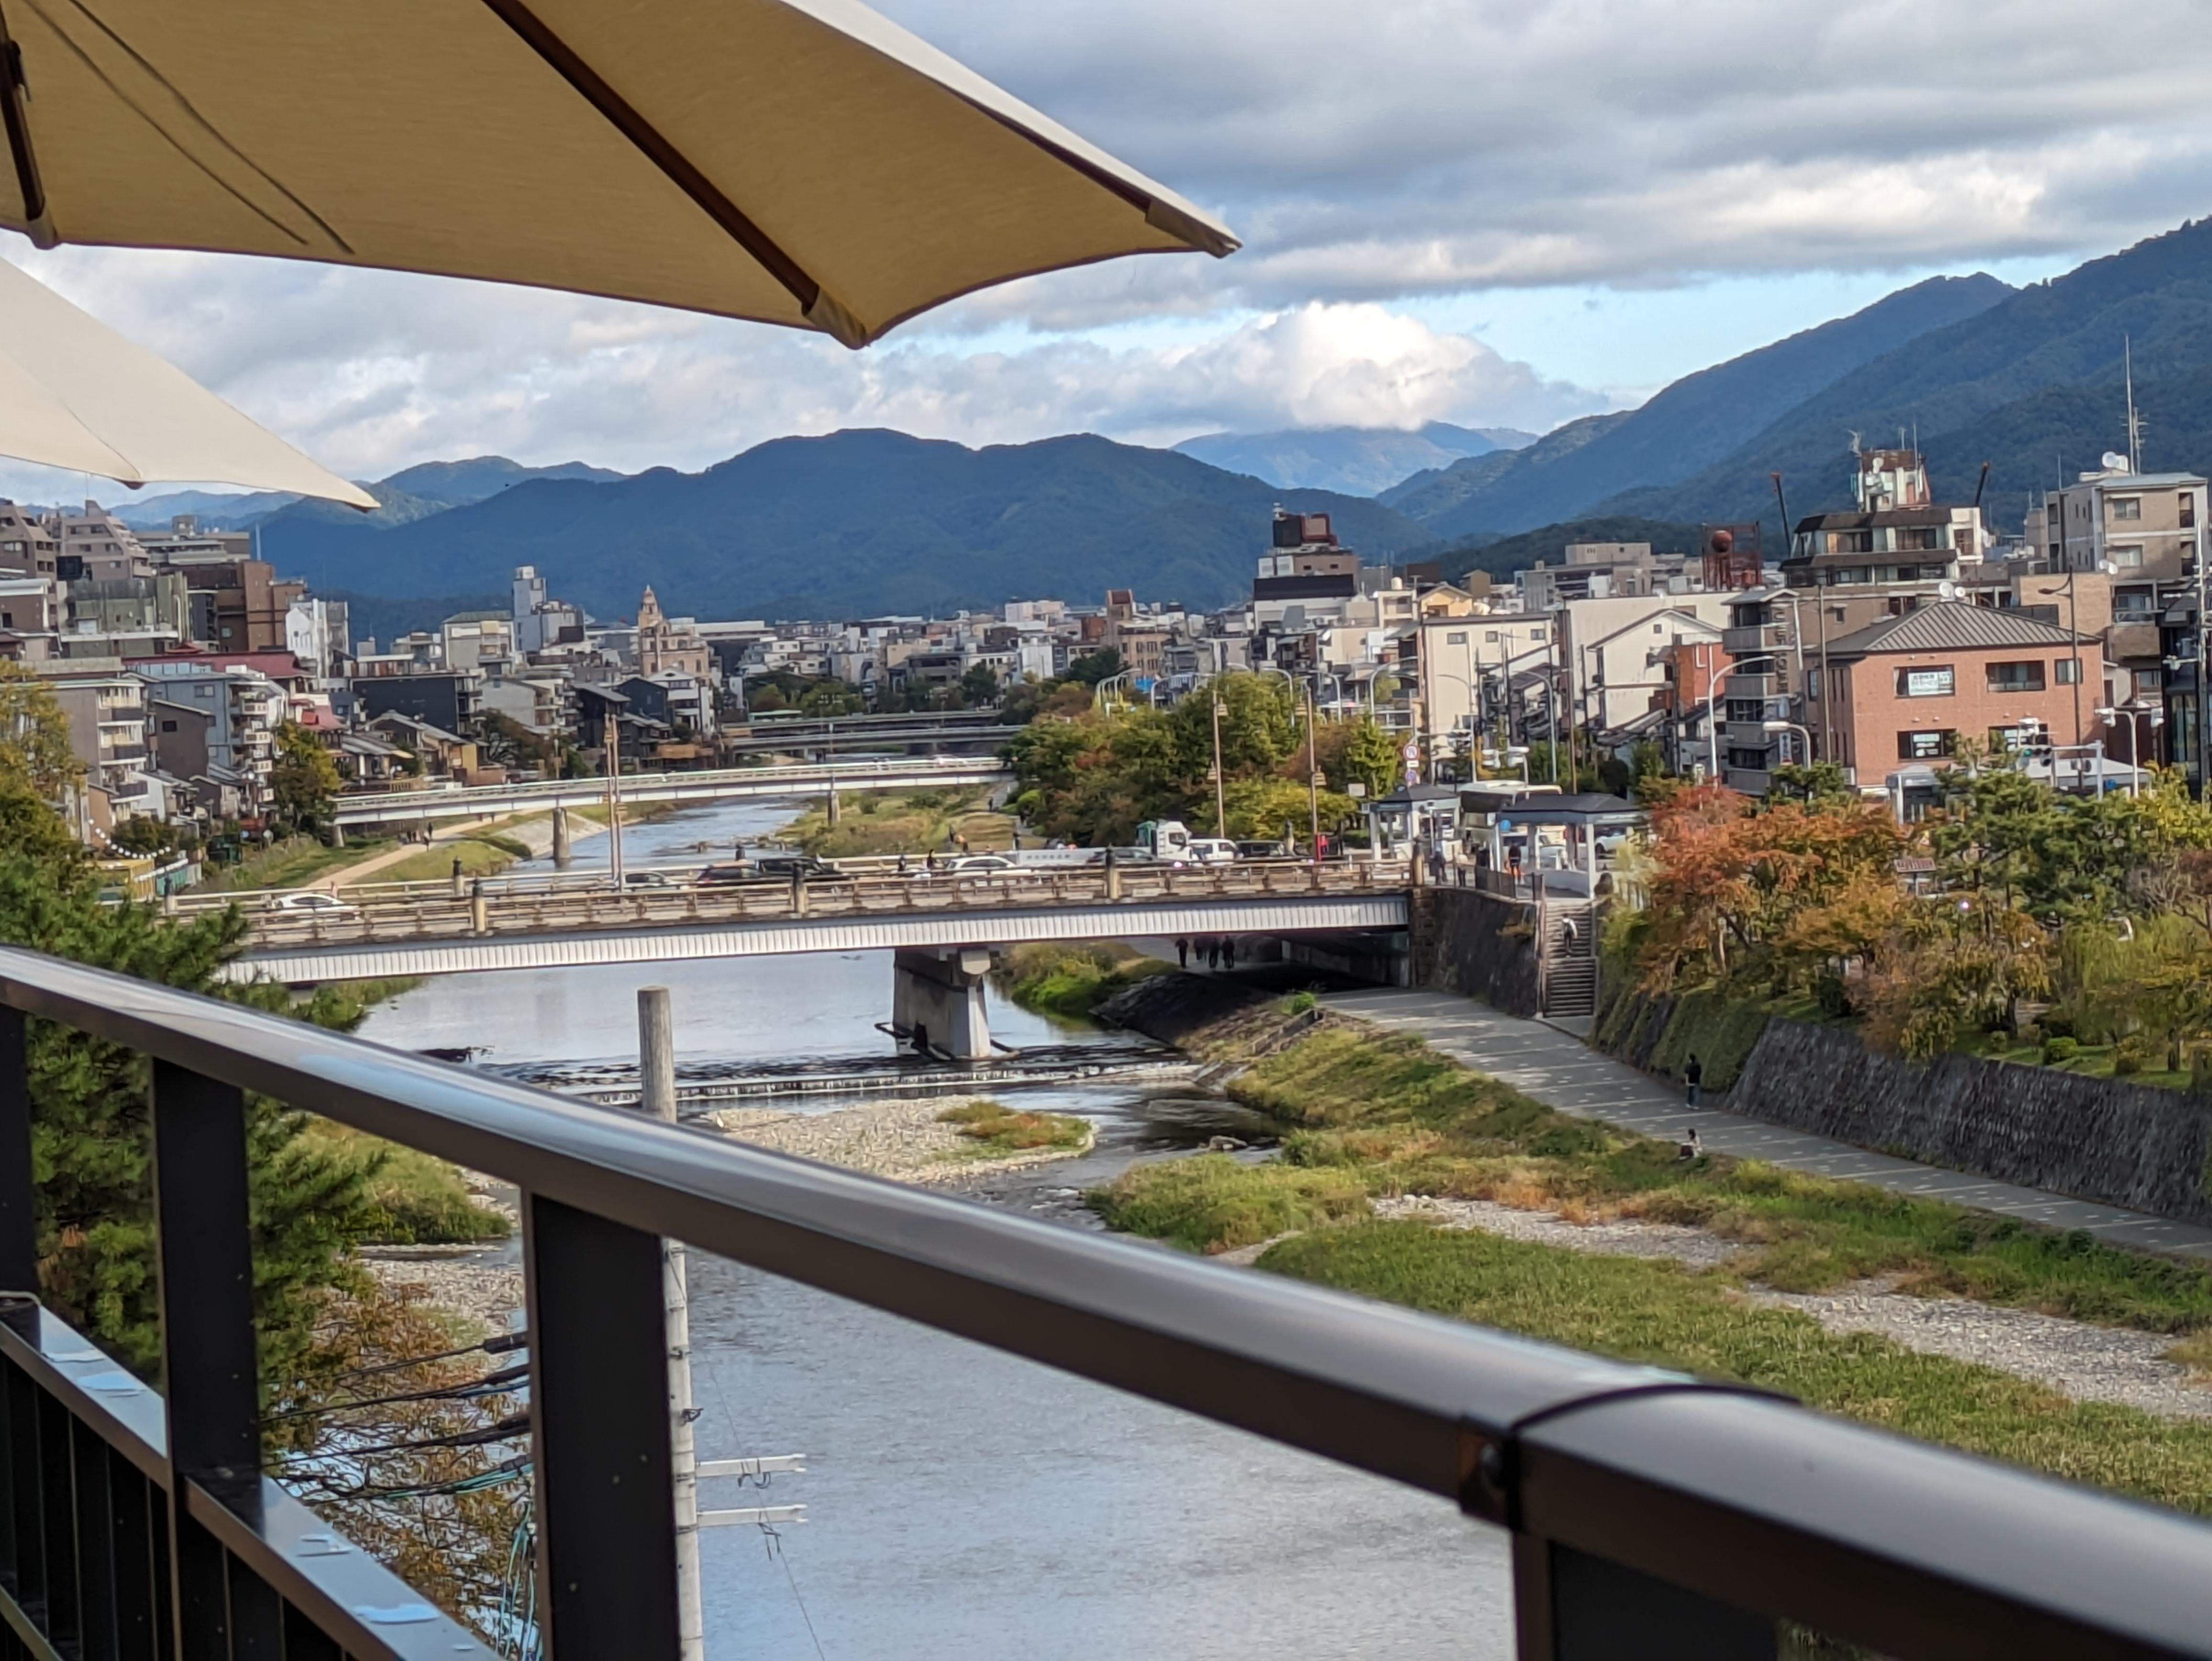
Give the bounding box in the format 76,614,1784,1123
236,859,1416,949
332,755,1012,820
0,943,2199,1658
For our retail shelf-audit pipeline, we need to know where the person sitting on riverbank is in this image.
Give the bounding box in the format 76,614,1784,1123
1676,1128,1703,1162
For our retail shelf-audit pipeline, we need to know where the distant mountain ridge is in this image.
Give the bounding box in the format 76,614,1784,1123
112,455,628,532
261,430,1428,619
1172,421,1535,495
1603,218,2212,539
1386,274,2014,541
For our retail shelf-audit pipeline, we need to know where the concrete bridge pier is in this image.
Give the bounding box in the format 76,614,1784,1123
552,805,573,867
891,946,993,1061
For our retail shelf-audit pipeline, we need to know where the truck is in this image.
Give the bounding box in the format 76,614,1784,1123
1132,819,1194,863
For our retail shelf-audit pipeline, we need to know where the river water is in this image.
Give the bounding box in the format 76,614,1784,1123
359,799,1513,1659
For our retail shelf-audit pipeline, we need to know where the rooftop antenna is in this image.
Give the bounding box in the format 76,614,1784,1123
2124,335,2143,473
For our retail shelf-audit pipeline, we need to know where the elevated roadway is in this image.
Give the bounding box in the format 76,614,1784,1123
223,861,1412,983
331,755,1012,830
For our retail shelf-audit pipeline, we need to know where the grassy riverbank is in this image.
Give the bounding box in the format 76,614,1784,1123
993,941,1170,1020
1090,1008,2212,1514
1265,1221,2212,1514
782,788,1013,858
936,1100,1092,1160
299,1123,510,1245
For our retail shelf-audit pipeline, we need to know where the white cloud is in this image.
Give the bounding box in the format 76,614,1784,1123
4,0,2212,495
0,247,1603,487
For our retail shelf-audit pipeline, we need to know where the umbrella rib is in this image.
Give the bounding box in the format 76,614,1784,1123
0,2,50,241
477,0,843,336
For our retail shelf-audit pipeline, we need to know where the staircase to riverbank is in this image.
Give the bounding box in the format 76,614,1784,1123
1538,896,1597,1019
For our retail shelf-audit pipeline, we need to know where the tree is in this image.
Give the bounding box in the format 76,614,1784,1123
271,722,343,831
1315,718,1401,800
1063,647,1122,687
960,664,1001,707
0,663,82,798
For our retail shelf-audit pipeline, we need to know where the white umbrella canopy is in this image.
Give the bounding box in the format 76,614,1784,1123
0,257,377,504
0,0,1238,347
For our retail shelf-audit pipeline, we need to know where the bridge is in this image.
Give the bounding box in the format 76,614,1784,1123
221,861,1413,1058
0,942,2191,1661
331,754,1013,829
719,709,1023,757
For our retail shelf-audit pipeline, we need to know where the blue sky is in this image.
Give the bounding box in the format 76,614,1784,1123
0,0,2205,498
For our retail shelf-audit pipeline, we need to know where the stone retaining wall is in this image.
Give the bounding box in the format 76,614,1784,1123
1732,1020,2212,1226
1407,886,1540,1017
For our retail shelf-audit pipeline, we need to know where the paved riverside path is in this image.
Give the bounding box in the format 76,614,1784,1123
1321,987,2212,1262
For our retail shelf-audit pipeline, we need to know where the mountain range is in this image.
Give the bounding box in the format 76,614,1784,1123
144,211,2212,618
114,456,625,532
1172,421,1534,495
259,432,1429,620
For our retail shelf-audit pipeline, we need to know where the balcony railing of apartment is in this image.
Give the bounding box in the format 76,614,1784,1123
0,944,2201,1659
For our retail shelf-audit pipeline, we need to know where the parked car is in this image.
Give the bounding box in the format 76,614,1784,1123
752,854,844,882
268,891,357,918
1185,839,1239,865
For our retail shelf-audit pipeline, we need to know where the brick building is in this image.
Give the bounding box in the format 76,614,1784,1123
1806,602,2097,777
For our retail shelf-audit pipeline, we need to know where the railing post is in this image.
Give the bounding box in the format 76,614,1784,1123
1514,1536,1771,1660
523,1192,681,1659
150,1061,264,1661
0,1005,37,1302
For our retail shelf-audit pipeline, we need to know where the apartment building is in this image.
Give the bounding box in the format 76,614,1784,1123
0,503,58,579
1516,541,1700,609
39,660,156,821
55,502,150,583
140,665,284,816
1806,603,2094,781
2044,466,2205,589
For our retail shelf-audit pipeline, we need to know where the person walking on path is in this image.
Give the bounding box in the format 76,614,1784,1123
1175,937,1189,969
1683,1053,1703,1107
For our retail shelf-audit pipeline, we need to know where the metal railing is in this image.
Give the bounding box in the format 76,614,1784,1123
228,859,1415,953
0,945,2201,1657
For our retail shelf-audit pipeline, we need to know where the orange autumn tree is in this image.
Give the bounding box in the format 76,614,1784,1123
1636,783,1907,996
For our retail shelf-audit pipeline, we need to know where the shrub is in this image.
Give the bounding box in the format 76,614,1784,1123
1281,990,1318,1015
2041,1036,2079,1065
2038,1010,2076,1041
1814,974,1852,1019
2114,1036,2150,1076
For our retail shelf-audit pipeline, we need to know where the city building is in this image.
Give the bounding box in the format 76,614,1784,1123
38,659,157,823
0,503,58,579
1805,602,2097,782
635,587,713,681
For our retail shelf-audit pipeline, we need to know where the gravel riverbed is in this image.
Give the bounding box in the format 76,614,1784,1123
1370,1194,2212,1419
711,1096,1094,1181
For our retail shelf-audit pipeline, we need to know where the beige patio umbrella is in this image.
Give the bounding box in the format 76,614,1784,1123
0,256,377,504
0,0,1238,348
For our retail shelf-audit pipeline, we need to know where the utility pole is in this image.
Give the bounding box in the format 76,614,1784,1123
605,714,627,890
1304,684,1320,859
1211,694,1227,838
640,987,704,1661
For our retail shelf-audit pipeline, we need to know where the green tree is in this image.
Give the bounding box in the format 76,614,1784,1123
1767,762,1856,806
1318,718,1401,799
271,722,343,831
1063,647,1122,687
0,769,375,1384
0,663,83,797
960,664,1001,707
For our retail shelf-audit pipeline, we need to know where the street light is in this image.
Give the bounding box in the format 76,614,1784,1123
1760,718,1815,769
2096,702,2164,797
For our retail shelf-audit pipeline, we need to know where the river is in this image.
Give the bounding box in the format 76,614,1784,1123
359,798,1513,1659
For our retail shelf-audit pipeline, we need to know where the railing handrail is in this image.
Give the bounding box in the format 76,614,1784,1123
0,944,2203,1656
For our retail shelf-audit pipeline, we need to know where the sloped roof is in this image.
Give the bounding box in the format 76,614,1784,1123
1824,601,2090,659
